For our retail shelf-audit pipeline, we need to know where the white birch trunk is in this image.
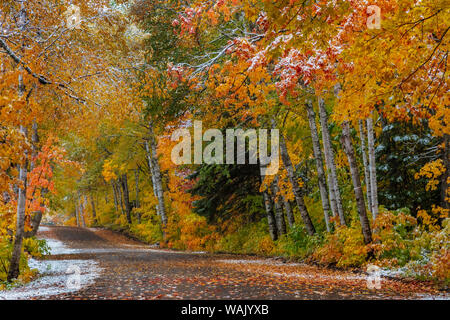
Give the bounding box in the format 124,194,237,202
359,120,372,212
7,61,28,281
282,195,295,228
318,97,346,226
272,176,287,236
306,102,331,232
340,121,372,244
366,117,379,219
146,122,168,234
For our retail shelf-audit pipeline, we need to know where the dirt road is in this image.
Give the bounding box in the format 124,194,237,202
4,226,448,300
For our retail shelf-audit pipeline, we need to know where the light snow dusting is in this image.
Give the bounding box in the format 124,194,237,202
0,259,101,300
45,238,81,255
0,232,102,300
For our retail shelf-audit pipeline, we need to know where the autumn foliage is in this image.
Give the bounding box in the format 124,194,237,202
1,0,449,287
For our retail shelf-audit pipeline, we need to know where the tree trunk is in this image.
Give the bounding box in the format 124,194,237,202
340,121,372,244
119,174,132,224
282,195,295,228
78,193,86,228
146,122,168,234
75,198,80,227
89,194,97,225
135,169,141,224
24,121,44,238
279,133,316,235
7,63,28,281
24,211,43,238
115,180,125,216
145,141,158,206
367,117,379,219
259,165,278,241
442,134,450,210
111,181,118,213
306,101,331,232
7,124,28,282
318,97,346,226
359,120,372,212
272,176,287,236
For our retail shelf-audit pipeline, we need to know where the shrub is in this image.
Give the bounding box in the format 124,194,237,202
312,218,369,268
276,225,323,259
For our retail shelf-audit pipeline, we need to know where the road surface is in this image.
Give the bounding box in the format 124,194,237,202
3,226,448,300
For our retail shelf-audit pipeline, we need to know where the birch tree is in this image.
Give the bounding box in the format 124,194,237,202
367,117,379,219
306,101,331,232
271,176,287,236
318,97,346,226
359,120,372,211
260,165,278,241
340,122,372,244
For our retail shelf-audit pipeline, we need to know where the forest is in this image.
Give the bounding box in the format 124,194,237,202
0,0,449,294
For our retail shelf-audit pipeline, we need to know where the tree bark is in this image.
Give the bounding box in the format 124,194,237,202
119,174,132,224
145,140,159,199
7,59,28,281
111,181,119,213
24,121,44,238
89,193,97,225
24,211,43,238
318,97,346,226
259,165,278,241
306,102,331,232
7,124,28,282
279,133,316,235
115,180,125,216
442,134,450,210
271,176,287,236
78,192,86,228
340,121,372,244
359,120,372,212
75,198,80,227
367,117,379,219
146,122,168,234
135,168,141,224
282,195,295,228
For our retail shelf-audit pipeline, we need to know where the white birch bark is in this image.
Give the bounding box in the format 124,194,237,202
282,195,295,228
260,165,278,241
367,117,379,219
340,121,372,244
146,122,168,233
306,102,331,232
318,97,346,226
359,120,372,212
272,176,287,236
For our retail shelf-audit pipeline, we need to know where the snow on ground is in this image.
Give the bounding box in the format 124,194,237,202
0,259,102,300
45,238,81,255
0,234,102,300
